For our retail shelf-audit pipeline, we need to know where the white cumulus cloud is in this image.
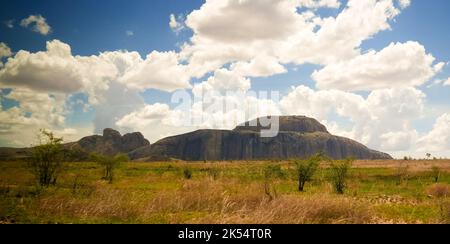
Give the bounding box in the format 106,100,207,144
118,51,192,92
312,42,444,91
397,0,411,9
418,113,450,153
297,0,341,9
280,85,425,152
0,42,12,59
192,68,251,97
180,0,410,80
169,14,185,33
0,40,85,93
444,77,450,86
20,15,51,35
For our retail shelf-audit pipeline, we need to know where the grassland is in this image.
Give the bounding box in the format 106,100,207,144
0,160,449,224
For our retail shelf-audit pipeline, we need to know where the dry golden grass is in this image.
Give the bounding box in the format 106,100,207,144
427,184,450,198
29,178,374,224
353,160,450,172
196,195,372,224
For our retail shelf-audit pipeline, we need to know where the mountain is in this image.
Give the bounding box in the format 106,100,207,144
66,128,150,157
0,147,31,161
129,116,392,161
0,128,150,161
0,116,392,161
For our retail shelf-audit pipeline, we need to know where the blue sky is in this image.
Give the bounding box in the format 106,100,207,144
2,0,449,96
0,0,449,157
0,0,202,55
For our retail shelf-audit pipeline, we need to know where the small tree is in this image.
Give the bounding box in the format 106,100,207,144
329,158,353,194
426,153,432,160
28,129,65,187
183,168,193,179
90,153,129,183
295,154,322,192
431,166,441,183
263,164,283,201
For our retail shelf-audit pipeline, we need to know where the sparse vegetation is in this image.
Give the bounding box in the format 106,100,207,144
207,167,220,180
395,164,410,185
431,166,441,183
1,160,449,224
427,184,450,198
263,164,283,201
90,153,129,183
27,130,65,187
329,158,353,194
264,164,285,179
183,167,193,179
426,184,450,223
295,154,321,192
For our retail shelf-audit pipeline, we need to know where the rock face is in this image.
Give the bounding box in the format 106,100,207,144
129,116,392,161
0,129,150,161
72,128,150,156
234,116,329,134
0,116,392,161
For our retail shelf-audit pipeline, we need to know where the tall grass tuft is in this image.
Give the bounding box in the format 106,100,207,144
431,166,441,183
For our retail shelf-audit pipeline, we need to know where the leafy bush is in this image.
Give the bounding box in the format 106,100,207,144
329,158,353,194
264,164,285,179
90,153,129,183
183,168,193,179
28,129,65,187
295,154,322,192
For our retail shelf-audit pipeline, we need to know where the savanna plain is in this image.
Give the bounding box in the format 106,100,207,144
0,159,449,224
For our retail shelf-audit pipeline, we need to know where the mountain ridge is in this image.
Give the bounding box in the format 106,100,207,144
0,116,392,161
129,116,392,161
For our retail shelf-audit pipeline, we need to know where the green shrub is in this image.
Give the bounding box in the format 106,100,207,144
264,164,285,179
431,166,441,183
90,153,129,183
295,154,322,192
28,129,65,187
329,158,353,194
183,168,193,179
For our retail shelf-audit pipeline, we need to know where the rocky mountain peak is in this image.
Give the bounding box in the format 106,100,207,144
73,129,150,157
129,116,392,161
103,128,122,140
233,116,329,134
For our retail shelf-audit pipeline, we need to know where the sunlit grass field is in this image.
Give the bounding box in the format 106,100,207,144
0,160,449,224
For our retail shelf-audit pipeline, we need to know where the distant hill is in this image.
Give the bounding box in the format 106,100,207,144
129,116,392,161
0,116,392,162
66,128,150,157
0,129,150,161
